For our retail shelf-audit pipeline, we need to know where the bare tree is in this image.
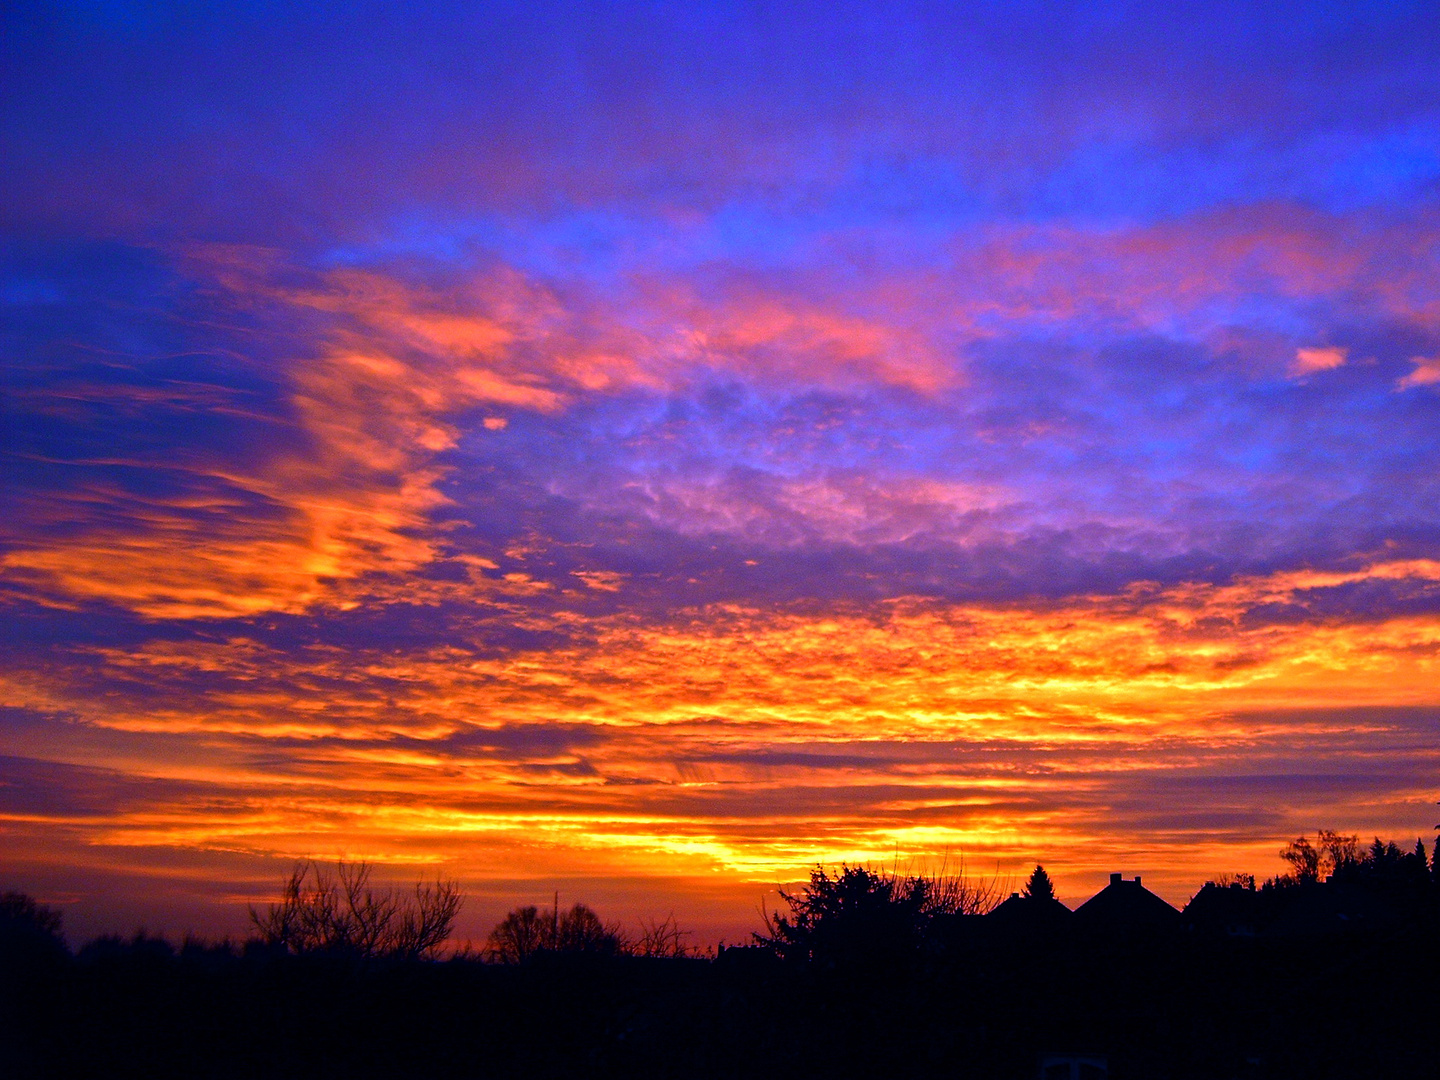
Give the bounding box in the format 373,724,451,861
1280,835,1321,883
250,860,461,960
392,879,465,960
633,913,695,958
1316,830,1360,878
924,857,1002,916
1279,831,1360,884
485,904,550,963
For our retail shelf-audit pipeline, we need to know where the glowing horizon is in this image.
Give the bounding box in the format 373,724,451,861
3,1,1439,947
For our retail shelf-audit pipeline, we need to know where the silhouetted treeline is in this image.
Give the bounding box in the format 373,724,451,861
4,834,1439,1079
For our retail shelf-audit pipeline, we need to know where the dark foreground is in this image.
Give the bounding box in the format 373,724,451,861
3,927,1437,1079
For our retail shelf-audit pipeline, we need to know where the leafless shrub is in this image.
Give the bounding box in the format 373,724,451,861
920,853,1003,916
633,913,695,958
1209,872,1257,889
394,879,465,959
250,860,461,960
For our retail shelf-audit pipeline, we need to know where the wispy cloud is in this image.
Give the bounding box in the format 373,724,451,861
1291,346,1347,377
1398,356,1440,390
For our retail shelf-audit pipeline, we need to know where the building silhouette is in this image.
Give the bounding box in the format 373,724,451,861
1072,873,1181,934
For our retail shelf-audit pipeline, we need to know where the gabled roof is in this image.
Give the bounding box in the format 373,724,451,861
1073,873,1180,931
1181,881,1265,935
986,891,1073,931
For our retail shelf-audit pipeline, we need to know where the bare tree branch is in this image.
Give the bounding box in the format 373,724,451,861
249,860,462,960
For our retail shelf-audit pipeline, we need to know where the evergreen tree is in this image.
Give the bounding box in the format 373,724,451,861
1022,864,1056,902
1401,839,1431,885
1432,836,1440,885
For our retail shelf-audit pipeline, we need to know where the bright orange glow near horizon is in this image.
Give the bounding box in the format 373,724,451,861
5,562,1438,944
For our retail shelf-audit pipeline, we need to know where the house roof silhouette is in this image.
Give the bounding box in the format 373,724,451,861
1073,873,1180,932
1181,881,1264,936
986,891,1073,933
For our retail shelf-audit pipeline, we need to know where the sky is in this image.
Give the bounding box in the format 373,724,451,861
3,0,1440,947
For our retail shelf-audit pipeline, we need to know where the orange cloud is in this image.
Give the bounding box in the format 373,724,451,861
15,204,1437,621
4,244,987,620
5,555,1437,934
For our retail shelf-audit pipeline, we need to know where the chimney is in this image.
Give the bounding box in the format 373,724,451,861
1134,876,1141,887
1110,873,1121,885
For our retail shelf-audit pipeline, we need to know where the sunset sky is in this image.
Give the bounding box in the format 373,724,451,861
4,1,1440,946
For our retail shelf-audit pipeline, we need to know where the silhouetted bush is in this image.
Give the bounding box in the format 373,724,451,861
486,903,550,963
756,863,997,970
486,901,628,961
0,890,67,967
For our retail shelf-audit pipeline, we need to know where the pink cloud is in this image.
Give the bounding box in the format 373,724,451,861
1291,346,1347,377
1397,356,1440,389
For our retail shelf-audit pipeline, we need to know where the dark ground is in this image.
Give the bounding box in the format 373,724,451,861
3,924,1436,1079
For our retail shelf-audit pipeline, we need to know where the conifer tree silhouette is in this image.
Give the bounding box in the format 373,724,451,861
1022,865,1056,901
